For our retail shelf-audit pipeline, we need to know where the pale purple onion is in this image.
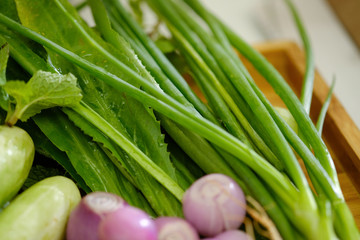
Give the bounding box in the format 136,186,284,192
98,205,158,240
155,217,200,240
183,174,246,237
66,191,127,240
214,230,251,240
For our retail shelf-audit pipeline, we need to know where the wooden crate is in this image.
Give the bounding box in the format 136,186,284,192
188,41,360,227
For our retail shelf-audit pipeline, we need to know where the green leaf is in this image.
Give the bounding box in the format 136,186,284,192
0,0,20,22
0,43,9,85
0,43,9,110
32,109,155,215
4,70,82,123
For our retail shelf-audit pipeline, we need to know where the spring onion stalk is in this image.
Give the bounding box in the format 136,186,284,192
143,1,313,236
316,78,335,134
238,74,358,239
176,0,292,159
182,51,282,169
147,0,281,164
155,0,309,195
182,0,338,199
193,0,327,198
167,23,270,154
147,0,314,223
283,0,315,114
217,21,359,239
179,0,308,164
190,4,358,239
219,19,339,187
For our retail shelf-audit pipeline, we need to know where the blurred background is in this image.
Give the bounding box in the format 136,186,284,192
76,0,360,128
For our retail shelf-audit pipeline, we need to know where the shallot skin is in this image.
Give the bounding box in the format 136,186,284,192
214,230,251,240
155,217,200,240
66,192,127,240
98,206,158,240
183,174,246,237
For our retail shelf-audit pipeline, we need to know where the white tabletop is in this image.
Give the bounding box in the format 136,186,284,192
201,0,360,129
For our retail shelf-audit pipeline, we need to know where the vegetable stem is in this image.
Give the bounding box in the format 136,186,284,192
283,0,315,114
71,102,185,201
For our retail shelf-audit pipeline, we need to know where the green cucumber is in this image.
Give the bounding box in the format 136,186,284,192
0,176,81,240
0,125,35,207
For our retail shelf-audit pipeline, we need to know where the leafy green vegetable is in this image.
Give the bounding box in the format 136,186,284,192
32,109,156,215
19,118,91,193
4,70,82,125
14,0,183,215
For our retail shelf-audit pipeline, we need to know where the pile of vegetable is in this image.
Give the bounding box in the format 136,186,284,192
0,0,358,239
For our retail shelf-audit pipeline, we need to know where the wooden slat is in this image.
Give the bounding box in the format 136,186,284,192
327,0,360,49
